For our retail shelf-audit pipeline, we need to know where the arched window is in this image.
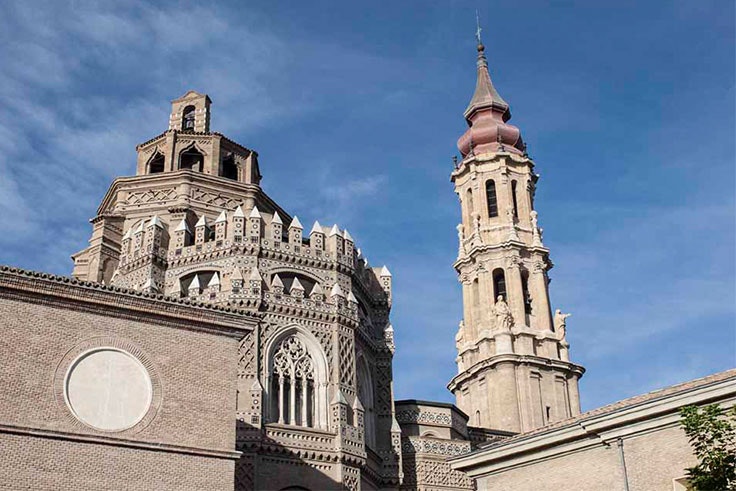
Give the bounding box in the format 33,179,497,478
271,272,318,296
486,180,499,218
357,355,376,449
221,154,238,180
179,270,218,296
511,180,519,218
148,152,165,174
475,410,481,426
493,268,507,301
180,145,204,172
182,105,196,131
267,331,328,429
521,269,532,325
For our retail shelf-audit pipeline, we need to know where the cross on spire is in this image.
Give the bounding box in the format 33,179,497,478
475,10,482,45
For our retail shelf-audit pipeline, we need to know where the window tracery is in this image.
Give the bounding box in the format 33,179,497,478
270,335,318,427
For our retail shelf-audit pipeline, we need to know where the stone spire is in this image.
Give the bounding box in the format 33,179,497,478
457,35,523,157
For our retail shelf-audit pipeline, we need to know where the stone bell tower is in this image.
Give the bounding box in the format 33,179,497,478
447,36,585,434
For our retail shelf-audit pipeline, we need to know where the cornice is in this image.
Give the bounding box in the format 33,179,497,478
94,171,288,221
454,242,550,271
451,151,535,183
0,265,259,338
447,353,585,392
0,422,241,460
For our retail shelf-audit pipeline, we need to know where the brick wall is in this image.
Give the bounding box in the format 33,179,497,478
0,271,254,490
0,432,234,491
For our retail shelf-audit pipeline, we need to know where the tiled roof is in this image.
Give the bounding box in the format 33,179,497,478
475,368,736,452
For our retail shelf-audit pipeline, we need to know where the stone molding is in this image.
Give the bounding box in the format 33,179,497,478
0,422,241,460
53,336,163,435
0,266,257,338
401,436,471,457
447,353,585,392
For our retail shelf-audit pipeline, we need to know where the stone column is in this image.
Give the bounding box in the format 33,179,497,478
461,278,473,336
478,267,494,332
530,260,553,331
301,379,308,426
494,362,521,432
505,258,526,327
278,376,285,424
289,375,296,425
568,376,582,416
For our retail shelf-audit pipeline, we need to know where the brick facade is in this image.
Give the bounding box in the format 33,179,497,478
0,267,252,490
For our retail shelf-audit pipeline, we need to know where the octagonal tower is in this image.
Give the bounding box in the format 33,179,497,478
447,41,585,433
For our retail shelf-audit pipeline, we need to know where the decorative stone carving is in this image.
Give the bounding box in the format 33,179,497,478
506,207,520,240
455,320,465,348
532,259,547,274
531,210,543,246
126,188,177,206
492,295,513,331
457,224,466,256
554,309,571,342
65,348,152,431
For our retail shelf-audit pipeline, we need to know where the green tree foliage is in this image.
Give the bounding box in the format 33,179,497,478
679,404,736,491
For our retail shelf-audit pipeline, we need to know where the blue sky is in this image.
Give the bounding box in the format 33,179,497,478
0,1,733,412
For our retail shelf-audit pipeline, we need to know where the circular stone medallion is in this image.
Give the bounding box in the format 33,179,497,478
65,349,152,431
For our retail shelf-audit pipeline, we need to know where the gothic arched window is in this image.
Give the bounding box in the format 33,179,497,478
486,180,499,218
221,154,238,180
492,268,506,301
180,145,204,172
148,152,165,174
267,333,328,429
182,105,196,130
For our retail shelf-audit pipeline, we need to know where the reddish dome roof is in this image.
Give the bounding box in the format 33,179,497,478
457,43,524,157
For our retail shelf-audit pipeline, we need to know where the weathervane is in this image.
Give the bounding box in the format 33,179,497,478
475,10,482,45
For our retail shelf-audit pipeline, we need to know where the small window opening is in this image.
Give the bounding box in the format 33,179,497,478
493,268,507,301
180,146,204,172
221,154,238,180
182,105,196,131
511,180,519,218
521,270,532,324
545,405,552,422
148,152,165,174
486,180,498,218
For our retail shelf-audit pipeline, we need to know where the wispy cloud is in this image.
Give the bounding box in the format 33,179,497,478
0,1,399,272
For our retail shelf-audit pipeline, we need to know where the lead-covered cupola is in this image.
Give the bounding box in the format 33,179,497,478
457,41,524,157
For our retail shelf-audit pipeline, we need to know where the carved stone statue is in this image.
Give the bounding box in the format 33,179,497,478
455,320,465,345
506,207,515,224
530,210,543,246
506,207,520,240
493,295,513,331
554,309,571,341
457,224,466,254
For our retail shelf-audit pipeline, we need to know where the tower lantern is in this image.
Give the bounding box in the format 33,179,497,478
448,35,585,433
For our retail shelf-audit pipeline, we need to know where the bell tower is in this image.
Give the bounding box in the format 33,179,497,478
447,34,585,433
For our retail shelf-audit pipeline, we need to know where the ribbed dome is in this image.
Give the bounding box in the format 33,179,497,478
457,43,524,157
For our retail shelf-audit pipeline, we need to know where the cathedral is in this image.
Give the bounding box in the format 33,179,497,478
0,34,733,491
